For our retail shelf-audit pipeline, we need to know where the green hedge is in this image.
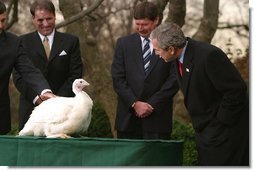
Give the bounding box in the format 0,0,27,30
171,119,198,166
85,101,113,138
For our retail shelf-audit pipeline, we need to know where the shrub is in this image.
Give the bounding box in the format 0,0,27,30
85,101,113,138
171,119,198,166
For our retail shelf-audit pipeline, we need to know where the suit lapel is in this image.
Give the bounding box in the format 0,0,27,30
49,31,62,62
145,50,159,77
132,34,146,76
182,40,194,102
0,31,6,46
33,32,48,62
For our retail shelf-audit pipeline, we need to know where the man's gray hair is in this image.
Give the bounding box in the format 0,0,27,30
151,22,186,50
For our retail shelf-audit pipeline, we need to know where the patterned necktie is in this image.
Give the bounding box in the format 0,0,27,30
143,38,152,74
43,36,50,59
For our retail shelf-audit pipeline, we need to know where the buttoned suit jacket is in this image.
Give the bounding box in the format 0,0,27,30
0,31,50,134
175,38,249,165
12,30,83,130
111,33,179,133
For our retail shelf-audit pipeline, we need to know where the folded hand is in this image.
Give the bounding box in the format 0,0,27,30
133,101,154,118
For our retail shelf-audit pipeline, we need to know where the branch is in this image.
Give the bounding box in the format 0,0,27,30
56,0,104,29
218,23,249,31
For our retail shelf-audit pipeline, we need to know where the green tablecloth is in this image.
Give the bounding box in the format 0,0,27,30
0,135,183,166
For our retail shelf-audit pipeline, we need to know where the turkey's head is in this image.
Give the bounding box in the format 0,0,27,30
72,79,90,94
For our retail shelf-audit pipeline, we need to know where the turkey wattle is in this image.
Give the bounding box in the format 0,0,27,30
19,78,93,138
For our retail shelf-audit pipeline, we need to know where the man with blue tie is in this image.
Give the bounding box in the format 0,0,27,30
151,22,249,165
12,0,83,130
111,2,179,140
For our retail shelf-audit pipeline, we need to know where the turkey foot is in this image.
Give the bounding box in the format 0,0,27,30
46,133,72,138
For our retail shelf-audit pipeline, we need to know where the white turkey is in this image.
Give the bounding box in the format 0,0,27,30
19,78,93,138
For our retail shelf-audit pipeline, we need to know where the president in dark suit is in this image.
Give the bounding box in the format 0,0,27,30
12,0,83,130
151,22,249,166
111,2,179,140
0,1,54,134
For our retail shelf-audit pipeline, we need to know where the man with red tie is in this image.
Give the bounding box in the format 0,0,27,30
151,22,249,166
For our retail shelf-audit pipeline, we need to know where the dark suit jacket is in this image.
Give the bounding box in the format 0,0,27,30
176,38,249,165
12,31,83,130
111,33,179,133
0,31,50,134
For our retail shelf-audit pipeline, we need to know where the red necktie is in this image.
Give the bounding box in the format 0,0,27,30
178,61,183,76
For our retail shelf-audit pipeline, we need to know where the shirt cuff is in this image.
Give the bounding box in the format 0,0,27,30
40,89,52,95
131,102,136,108
33,96,39,105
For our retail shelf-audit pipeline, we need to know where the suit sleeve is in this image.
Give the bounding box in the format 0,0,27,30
12,68,38,103
13,40,50,100
111,38,137,107
56,37,83,96
147,63,179,109
206,49,247,125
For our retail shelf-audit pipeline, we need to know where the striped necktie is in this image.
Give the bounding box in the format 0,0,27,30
143,38,152,74
43,36,50,59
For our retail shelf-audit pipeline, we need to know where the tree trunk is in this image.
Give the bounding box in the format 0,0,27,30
165,0,186,27
152,0,169,25
193,0,219,42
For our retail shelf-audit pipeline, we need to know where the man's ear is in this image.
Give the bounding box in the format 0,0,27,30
155,16,159,26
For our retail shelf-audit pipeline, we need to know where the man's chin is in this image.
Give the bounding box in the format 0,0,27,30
138,32,150,38
40,29,53,36
162,58,170,63
163,58,173,63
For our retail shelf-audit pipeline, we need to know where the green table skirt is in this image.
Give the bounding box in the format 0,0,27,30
0,135,183,166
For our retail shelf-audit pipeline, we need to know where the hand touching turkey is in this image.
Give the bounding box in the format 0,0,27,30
40,92,56,101
35,92,56,105
19,79,93,138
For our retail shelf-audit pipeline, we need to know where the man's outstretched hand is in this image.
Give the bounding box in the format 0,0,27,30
40,92,56,101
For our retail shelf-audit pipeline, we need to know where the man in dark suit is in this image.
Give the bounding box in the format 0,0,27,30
0,1,55,134
151,22,249,165
12,0,83,130
111,2,179,140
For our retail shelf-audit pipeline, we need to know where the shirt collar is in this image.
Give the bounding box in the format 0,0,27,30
38,29,55,46
179,40,188,63
140,36,153,50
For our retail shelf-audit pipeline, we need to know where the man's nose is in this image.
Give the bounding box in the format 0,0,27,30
42,19,49,26
137,25,143,31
